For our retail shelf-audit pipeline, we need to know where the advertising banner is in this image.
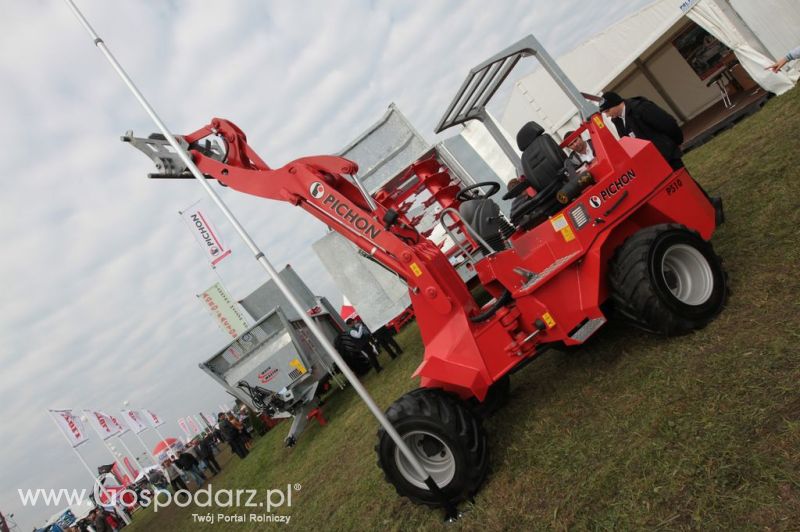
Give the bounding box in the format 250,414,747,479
121,409,148,434
198,282,250,339
85,410,121,440
180,200,232,267
50,409,90,447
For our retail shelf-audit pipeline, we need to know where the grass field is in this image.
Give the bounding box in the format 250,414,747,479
127,88,800,531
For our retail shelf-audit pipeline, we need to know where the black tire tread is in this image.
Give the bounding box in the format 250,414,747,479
375,388,489,507
609,223,728,335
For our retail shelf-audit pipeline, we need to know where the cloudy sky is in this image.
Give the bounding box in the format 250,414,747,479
0,0,655,527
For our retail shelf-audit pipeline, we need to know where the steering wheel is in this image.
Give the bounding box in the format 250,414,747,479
456,181,501,202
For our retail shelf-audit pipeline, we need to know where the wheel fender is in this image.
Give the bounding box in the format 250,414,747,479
414,357,492,401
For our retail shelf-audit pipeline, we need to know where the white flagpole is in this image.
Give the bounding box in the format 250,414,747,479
80,415,133,525
83,415,129,476
81,416,137,522
62,0,458,516
115,435,148,469
109,441,138,479
47,412,130,524
192,415,206,434
130,422,159,465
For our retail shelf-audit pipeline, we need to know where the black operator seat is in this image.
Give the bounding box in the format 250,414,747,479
509,121,568,227
458,197,508,252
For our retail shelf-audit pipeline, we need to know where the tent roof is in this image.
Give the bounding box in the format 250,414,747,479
501,0,684,135
152,438,180,455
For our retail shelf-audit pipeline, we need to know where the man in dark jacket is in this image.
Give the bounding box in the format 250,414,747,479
176,450,206,486
599,92,684,169
196,434,221,474
600,91,723,223
218,413,248,458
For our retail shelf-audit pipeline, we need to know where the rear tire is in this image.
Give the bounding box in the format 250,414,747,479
376,388,489,506
609,224,728,335
340,352,372,376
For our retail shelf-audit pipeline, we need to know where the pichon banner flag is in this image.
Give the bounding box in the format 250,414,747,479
50,409,90,447
108,413,129,436
180,199,232,267
143,409,164,428
85,410,121,440
121,409,148,434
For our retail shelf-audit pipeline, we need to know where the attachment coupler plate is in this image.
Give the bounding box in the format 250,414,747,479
121,131,192,179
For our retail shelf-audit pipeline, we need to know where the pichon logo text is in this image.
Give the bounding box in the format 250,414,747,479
590,169,636,208
321,194,382,239
191,214,219,255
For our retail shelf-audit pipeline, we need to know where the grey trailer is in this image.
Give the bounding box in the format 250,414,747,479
199,267,345,446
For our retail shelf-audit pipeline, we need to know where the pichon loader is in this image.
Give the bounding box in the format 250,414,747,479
125,35,728,506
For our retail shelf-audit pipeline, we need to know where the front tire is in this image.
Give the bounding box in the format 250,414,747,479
376,388,489,506
609,224,728,335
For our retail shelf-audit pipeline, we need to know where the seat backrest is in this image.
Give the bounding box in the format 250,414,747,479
458,198,506,252
516,121,566,191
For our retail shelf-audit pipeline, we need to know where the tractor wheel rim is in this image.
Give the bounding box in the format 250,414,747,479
661,244,714,305
394,430,456,489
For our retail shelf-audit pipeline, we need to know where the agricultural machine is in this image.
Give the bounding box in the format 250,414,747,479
125,35,728,506
198,266,346,447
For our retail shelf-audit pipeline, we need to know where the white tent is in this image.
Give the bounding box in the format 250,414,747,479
501,0,799,138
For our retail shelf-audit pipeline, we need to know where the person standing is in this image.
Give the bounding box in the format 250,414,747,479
176,450,206,486
599,91,723,223
373,325,402,358
599,92,684,170
196,433,221,475
218,413,249,458
163,459,188,492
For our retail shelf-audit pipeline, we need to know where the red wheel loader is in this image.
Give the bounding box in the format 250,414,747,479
125,35,727,507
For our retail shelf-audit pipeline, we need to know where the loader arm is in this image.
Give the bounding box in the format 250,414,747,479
126,118,508,400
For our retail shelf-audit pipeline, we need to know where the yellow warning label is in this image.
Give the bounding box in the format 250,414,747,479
592,115,605,128
550,214,568,231
289,358,307,375
551,214,575,242
542,312,556,328
410,262,423,277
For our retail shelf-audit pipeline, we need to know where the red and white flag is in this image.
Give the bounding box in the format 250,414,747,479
186,416,201,435
121,409,148,434
180,199,232,267
84,410,121,440
143,409,164,428
50,409,90,447
177,418,190,438
107,413,129,436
